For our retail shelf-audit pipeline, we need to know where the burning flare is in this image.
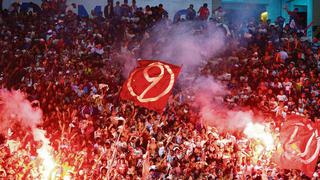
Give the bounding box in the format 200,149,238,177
33,128,56,179
244,122,275,151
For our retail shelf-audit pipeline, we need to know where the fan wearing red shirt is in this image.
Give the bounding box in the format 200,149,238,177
198,3,210,21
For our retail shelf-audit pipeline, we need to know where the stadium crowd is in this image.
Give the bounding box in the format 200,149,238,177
0,0,320,179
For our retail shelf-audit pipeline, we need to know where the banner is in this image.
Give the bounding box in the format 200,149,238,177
274,116,320,177
120,60,181,112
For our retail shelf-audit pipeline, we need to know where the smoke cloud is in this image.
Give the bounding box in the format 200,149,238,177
189,76,255,131
115,51,137,78
140,21,226,72
0,89,42,134
120,21,226,78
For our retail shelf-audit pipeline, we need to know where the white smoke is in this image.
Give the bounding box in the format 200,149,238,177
114,51,137,78
140,21,226,71
0,89,42,134
189,76,255,131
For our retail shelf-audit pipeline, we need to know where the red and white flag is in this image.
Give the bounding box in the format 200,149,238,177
120,60,181,112
273,115,320,177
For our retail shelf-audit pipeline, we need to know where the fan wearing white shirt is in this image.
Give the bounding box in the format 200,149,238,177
277,90,288,102
282,77,292,94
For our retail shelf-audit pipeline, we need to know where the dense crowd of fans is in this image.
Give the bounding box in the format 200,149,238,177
0,0,320,179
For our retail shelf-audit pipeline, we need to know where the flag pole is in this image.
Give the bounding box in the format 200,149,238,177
304,20,314,35
106,119,127,180
106,106,136,179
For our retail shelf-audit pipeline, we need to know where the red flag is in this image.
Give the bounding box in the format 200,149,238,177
273,116,320,177
120,60,181,112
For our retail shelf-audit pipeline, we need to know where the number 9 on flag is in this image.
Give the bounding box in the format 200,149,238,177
120,60,181,112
